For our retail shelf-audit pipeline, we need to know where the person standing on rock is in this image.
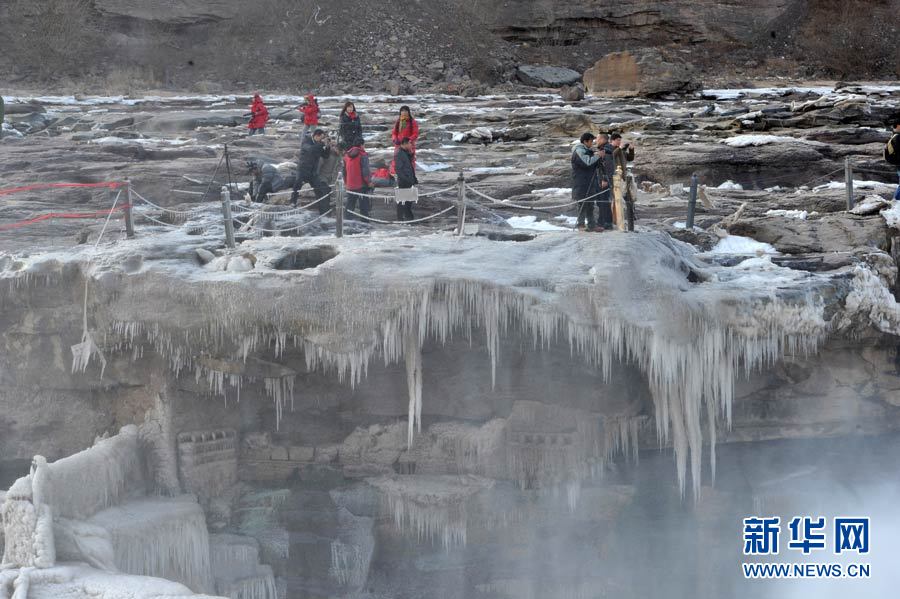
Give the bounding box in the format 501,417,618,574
0,94,4,140
390,106,419,175
611,133,636,230
343,141,372,220
595,133,615,230
571,132,603,231
338,101,365,152
394,137,418,222
299,94,319,131
885,118,900,201
247,93,269,135
290,129,334,212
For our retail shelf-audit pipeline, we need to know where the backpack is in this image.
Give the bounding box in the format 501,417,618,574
886,134,900,167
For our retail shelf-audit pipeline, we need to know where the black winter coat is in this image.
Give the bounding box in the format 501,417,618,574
395,148,418,189
571,143,601,200
599,143,616,181
339,112,364,150
298,134,330,175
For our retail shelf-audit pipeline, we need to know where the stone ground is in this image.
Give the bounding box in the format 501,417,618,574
1,83,898,255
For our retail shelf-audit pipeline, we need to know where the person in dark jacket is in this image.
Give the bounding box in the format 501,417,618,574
338,101,364,151
885,118,900,201
248,160,285,203
394,137,418,221
594,133,615,229
343,142,372,219
571,132,605,231
291,129,333,212
247,93,269,135
611,133,636,228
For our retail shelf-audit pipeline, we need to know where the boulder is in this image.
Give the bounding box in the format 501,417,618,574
516,65,581,88
545,113,595,137
560,84,585,102
98,117,135,131
140,111,245,132
726,214,889,255
3,103,45,115
583,50,700,97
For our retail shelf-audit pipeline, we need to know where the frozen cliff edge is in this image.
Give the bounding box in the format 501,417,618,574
1,230,896,498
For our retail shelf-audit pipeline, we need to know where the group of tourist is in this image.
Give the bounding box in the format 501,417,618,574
246,94,900,230
571,131,635,232
246,93,420,221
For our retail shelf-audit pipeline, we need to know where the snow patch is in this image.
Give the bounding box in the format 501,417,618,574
506,215,569,231
417,161,451,172
765,209,809,219
708,235,778,255
881,201,900,229
717,180,744,190
701,87,834,100
721,135,812,147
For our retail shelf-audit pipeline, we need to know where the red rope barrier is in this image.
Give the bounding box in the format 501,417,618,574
0,182,123,197
0,204,131,232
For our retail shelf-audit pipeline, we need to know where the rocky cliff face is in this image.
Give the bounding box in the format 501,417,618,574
2,0,878,90
487,0,792,47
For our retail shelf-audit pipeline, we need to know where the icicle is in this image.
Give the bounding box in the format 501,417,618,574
404,331,423,449
46,425,142,520
88,497,214,593
368,475,493,550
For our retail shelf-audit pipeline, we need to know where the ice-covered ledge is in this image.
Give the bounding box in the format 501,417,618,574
4,229,876,497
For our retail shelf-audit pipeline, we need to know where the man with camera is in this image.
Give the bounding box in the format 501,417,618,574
290,129,336,212
571,132,607,232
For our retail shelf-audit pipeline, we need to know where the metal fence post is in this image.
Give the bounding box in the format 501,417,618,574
123,179,135,238
625,172,636,232
221,185,236,248
456,172,467,236
335,175,344,238
686,173,698,229
845,157,855,211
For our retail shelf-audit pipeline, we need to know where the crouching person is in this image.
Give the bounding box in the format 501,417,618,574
344,142,372,220
247,160,285,203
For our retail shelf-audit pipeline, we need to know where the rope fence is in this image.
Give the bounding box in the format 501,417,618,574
233,208,334,233
346,204,456,225
0,204,132,231
3,147,893,242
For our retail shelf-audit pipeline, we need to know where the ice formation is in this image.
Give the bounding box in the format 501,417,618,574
211,535,276,599
368,475,494,550
328,507,374,589
45,425,142,520
0,564,224,599
1,232,836,499
88,497,213,593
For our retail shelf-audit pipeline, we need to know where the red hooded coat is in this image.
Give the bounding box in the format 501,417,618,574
248,95,269,129
300,95,319,126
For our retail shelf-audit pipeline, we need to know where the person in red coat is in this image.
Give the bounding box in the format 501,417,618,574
299,94,319,126
343,142,372,220
390,105,419,175
247,93,269,135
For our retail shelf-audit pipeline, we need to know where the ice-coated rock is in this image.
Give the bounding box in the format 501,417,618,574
516,65,581,88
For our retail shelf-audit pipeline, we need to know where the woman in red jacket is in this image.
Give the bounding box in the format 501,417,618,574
390,105,419,175
248,93,269,135
297,94,319,142
299,94,319,126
